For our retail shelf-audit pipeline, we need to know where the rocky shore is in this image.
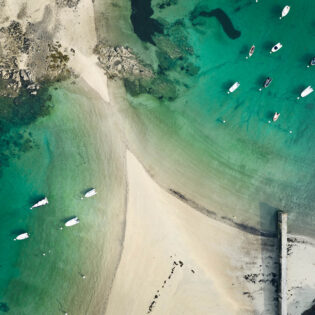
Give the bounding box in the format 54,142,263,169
0,19,71,97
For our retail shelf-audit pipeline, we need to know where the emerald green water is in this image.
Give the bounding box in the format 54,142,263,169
0,0,315,313
104,0,315,235
0,82,125,314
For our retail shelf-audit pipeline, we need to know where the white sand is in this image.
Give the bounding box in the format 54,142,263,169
2,1,315,314
106,151,257,315
54,0,110,102
104,151,315,315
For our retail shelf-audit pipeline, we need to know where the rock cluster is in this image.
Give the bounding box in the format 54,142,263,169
55,0,80,8
0,19,71,97
94,43,153,79
0,69,39,97
0,21,35,96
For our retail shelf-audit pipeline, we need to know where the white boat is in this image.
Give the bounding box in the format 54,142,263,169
246,45,255,59
65,217,80,227
227,82,240,94
307,57,315,67
273,112,280,122
297,86,314,99
14,233,29,241
270,43,282,53
280,6,290,19
82,188,97,199
30,197,48,210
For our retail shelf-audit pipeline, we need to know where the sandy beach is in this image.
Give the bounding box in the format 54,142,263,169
52,1,315,313
104,151,315,315
1,0,315,314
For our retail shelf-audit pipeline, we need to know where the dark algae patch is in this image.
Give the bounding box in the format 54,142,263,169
0,302,9,312
0,84,53,175
130,0,164,45
190,7,241,39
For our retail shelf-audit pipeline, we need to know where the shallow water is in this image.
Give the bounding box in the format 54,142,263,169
105,0,315,235
0,82,125,314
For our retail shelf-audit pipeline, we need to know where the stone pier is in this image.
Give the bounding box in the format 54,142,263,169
278,211,287,315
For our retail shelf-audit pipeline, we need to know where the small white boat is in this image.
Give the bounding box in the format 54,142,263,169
270,43,282,53
280,6,290,19
259,77,272,91
14,233,29,241
81,188,97,199
273,112,280,122
227,82,240,94
297,86,314,99
30,197,48,210
65,217,80,227
246,45,255,59
307,57,315,68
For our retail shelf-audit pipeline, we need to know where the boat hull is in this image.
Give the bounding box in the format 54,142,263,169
65,217,80,227
30,197,48,209
270,43,282,53
228,82,240,94
273,113,280,122
84,189,97,198
300,86,314,98
280,6,290,19
14,233,29,240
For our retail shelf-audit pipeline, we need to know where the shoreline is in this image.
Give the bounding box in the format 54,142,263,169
1,80,127,314
105,150,315,315
1,0,315,314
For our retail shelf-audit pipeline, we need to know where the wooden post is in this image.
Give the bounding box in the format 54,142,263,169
278,211,287,315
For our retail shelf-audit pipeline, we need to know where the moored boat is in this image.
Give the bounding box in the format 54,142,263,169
246,45,255,59
227,82,240,94
280,5,290,19
297,86,314,99
81,188,97,199
270,43,282,54
14,232,29,241
30,197,48,210
307,57,315,68
273,112,280,122
85,188,96,198
65,217,80,227
259,77,272,91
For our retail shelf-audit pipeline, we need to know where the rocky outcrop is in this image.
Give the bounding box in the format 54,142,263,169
0,70,35,96
0,20,71,97
55,0,80,8
94,43,153,79
94,42,179,100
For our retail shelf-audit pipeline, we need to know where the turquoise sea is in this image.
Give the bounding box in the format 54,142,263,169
106,0,315,235
1,0,315,313
0,82,125,314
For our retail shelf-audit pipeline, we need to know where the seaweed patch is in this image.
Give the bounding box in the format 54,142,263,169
190,7,241,39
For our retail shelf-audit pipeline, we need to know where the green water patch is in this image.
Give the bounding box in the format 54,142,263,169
0,82,125,314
